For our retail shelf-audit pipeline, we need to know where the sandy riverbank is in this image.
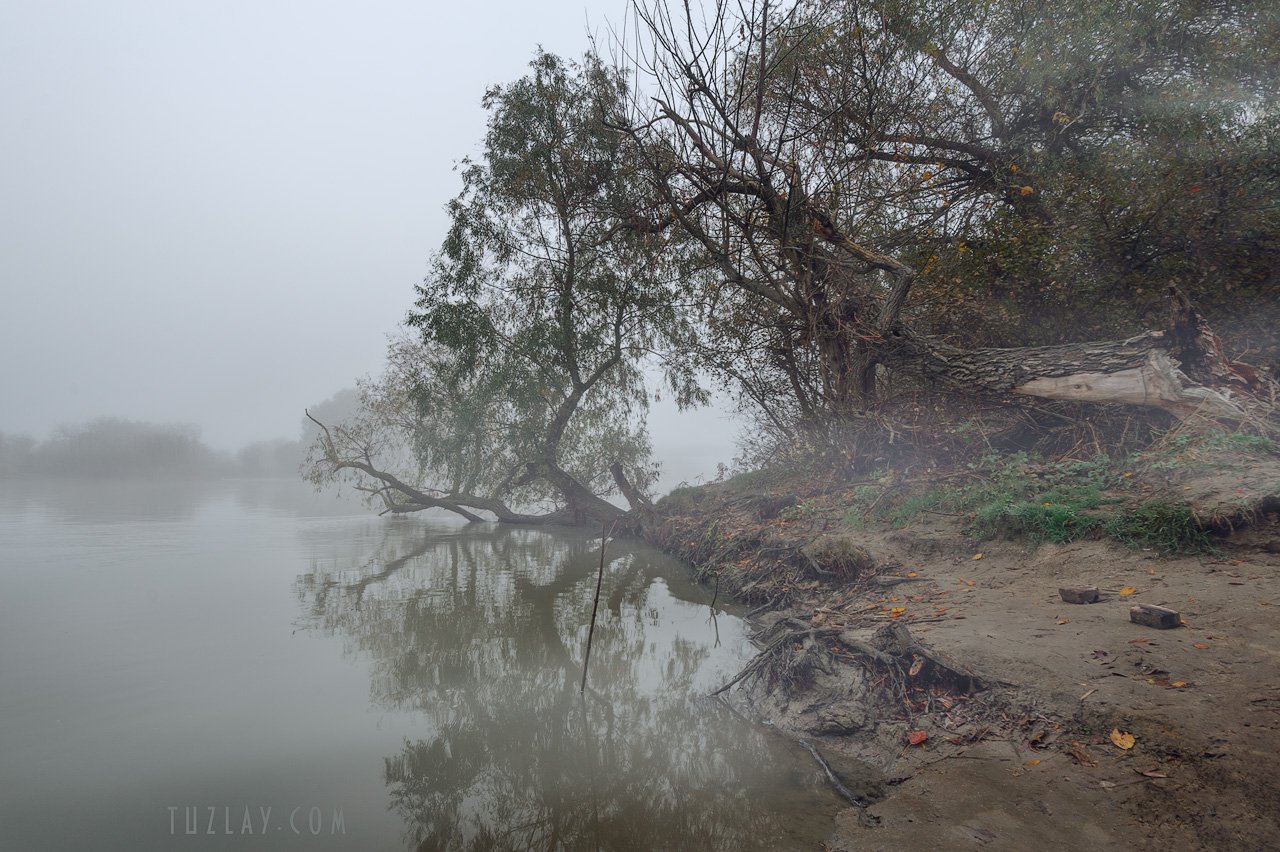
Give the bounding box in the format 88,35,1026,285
649,457,1280,850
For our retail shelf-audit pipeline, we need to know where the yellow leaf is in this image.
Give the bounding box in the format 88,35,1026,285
1023,758,1042,766
1019,185,1035,196
1056,619,1069,625
1119,586,1137,596
907,571,918,577
971,553,984,561
1110,729,1136,750
1171,681,1188,688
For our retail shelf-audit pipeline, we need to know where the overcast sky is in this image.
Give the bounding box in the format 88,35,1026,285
0,0,737,480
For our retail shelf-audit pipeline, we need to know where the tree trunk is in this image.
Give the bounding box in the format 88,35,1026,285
879,324,1262,421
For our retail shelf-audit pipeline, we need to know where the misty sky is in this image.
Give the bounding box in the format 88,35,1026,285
0,0,737,479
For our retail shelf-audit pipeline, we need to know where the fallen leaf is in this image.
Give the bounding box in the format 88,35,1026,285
1110,729,1136,750
1139,768,1169,778
1099,780,1118,789
1056,619,1070,625
971,553,984,561
907,570,918,577
1119,586,1138,597
1170,681,1188,688
1129,638,1150,645
1192,642,1210,650
1023,758,1042,766
908,654,925,677
908,730,928,746
1066,746,1097,767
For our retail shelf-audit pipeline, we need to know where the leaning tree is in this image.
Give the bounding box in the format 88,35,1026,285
306,51,703,524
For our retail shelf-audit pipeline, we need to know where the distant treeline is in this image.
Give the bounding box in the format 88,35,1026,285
0,419,300,479
0,390,357,480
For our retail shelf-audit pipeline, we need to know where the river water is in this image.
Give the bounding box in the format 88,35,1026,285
0,479,842,850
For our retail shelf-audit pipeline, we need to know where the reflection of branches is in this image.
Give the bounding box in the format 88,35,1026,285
295,525,838,850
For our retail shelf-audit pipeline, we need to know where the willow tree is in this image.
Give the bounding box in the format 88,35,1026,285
307,51,702,524
617,0,1277,446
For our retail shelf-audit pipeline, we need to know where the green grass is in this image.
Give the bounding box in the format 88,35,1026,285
860,451,1212,552
972,499,1104,544
1137,430,1278,474
1104,501,1213,553
883,492,946,527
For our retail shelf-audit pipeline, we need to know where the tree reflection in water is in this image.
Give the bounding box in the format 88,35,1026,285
295,523,838,851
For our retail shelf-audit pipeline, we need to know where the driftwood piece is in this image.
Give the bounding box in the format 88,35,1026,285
873,575,930,588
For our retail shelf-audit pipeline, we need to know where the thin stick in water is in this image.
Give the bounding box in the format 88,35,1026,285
580,520,615,694
798,738,869,808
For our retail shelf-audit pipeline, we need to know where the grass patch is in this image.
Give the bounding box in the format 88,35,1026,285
1104,501,1213,553
1136,430,1279,475
969,456,1114,543
972,499,1103,544
884,492,947,527
866,452,1210,551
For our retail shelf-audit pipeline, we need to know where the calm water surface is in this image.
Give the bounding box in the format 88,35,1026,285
0,479,842,850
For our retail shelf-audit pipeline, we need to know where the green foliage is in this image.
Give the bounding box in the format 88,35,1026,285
883,493,946,528
1104,502,1213,554
872,453,1120,543
628,0,1279,439
1200,433,1277,455
864,450,1219,552
912,454,1117,543
393,50,705,509
314,5,1279,520
1135,430,1280,478
779,499,823,523
972,499,1103,545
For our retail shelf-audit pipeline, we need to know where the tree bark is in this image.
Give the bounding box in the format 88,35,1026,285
878,324,1261,421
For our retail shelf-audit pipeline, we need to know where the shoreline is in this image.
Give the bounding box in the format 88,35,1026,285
648,466,1280,850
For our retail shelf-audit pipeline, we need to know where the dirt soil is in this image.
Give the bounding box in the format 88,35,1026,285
648,464,1280,851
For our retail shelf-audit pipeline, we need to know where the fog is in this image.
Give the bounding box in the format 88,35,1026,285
0,0,737,487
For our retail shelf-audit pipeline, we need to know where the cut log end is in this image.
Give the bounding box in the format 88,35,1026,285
1014,351,1249,421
